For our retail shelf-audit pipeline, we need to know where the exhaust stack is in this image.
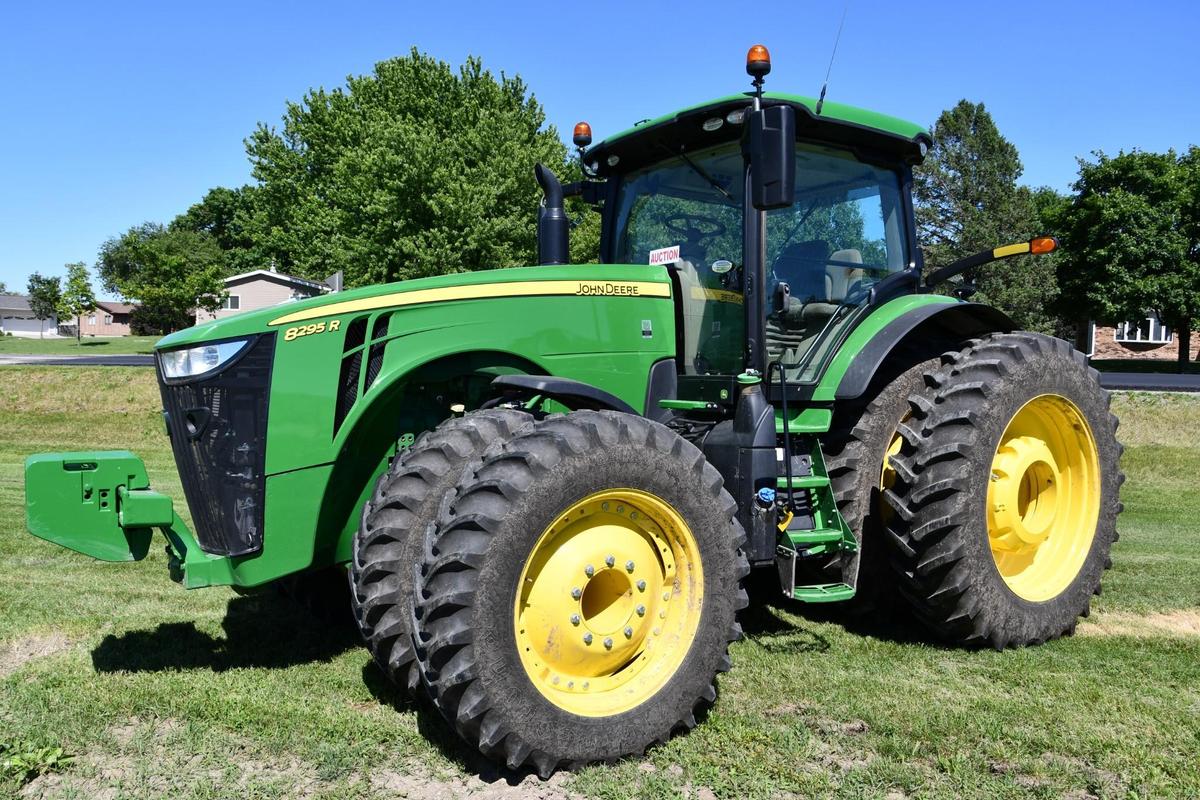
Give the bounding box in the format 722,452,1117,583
534,163,568,266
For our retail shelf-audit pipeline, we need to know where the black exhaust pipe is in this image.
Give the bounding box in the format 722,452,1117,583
534,163,568,265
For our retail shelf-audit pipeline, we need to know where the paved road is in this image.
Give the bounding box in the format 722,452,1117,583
0,353,154,367
1099,371,1200,392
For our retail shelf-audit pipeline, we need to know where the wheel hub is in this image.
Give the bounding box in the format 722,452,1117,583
988,436,1061,550
514,490,702,717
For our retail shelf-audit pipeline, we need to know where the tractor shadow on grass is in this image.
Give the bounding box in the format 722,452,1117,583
741,570,937,648
90,588,362,674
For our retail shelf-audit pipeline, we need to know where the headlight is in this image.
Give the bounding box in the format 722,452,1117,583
159,339,250,380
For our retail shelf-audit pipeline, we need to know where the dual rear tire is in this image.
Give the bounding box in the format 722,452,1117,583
827,332,1122,648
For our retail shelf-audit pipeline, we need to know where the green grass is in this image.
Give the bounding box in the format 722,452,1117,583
1,369,1197,799
1090,358,1200,375
0,335,159,355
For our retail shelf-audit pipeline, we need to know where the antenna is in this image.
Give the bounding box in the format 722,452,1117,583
814,2,850,116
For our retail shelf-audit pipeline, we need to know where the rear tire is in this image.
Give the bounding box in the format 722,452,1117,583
350,409,532,695
821,350,948,610
415,410,749,775
881,333,1122,648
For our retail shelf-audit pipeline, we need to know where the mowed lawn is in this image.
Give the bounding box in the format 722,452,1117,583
1,367,1197,799
0,336,160,356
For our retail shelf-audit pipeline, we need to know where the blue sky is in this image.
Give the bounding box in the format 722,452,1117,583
2,0,1197,295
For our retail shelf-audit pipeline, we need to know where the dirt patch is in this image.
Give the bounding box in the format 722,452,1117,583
20,718,323,800
985,753,1125,798
371,764,582,799
1077,609,1200,638
0,632,72,677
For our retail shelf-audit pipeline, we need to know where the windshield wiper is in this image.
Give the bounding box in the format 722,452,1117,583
672,149,735,203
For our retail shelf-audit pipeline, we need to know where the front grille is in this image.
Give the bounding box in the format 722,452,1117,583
158,334,275,556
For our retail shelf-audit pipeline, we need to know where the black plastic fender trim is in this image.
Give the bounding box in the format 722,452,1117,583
489,374,639,415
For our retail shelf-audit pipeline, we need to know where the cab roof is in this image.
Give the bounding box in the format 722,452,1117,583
586,92,930,176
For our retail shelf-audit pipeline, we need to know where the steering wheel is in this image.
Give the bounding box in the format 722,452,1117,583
664,213,727,245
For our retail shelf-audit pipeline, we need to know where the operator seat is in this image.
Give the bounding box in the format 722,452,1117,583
765,243,865,366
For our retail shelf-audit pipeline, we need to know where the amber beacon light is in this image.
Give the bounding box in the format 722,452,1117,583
572,121,593,148
746,44,771,77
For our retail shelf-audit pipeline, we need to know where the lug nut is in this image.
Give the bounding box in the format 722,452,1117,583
663,592,670,601
584,564,594,577
570,614,581,626
625,560,635,572
583,633,593,645
636,580,647,592
636,604,646,616
603,637,613,650
605,555,616,568
571,587,582,599
624,626,633,639
552,676,560,685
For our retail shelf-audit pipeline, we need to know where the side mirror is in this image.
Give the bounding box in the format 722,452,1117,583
746,105,796,210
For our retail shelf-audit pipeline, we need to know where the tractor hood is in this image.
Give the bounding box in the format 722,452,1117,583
155,264,669,351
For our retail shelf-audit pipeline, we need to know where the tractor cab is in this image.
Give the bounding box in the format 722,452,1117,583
568,49,930,400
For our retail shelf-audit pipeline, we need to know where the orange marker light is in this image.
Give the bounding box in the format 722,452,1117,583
573,121,593,148
746,44,771,77
1030,236,1057,255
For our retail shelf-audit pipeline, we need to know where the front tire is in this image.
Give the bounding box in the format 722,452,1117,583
882,333,1122,648
415,411,749,775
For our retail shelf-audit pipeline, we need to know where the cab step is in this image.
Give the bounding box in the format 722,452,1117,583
785,526,843,546
776,475,830,490
790,583,856,603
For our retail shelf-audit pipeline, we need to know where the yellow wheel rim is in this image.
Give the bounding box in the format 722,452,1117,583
513,489,704,717
878,413,908,525
987,394,1101,602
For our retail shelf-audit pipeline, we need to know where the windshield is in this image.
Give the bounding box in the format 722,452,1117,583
613,142,745,376
612,139,909,380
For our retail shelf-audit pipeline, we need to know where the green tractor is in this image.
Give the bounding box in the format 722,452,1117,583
25,45,1121,775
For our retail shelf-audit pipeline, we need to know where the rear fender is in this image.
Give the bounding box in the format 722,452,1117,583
811,298,1014,402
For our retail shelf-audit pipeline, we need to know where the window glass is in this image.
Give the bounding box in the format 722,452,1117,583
610,138,908,380
765,143,908,381
613,143,745,376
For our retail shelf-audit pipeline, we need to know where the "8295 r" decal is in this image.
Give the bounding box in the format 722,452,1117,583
283,319,341,342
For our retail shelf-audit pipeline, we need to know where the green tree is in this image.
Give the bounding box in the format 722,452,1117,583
1058,148,1200,370
97,223,226,334
25,273,62,339
59,262,96,344
0,281,7,293
914,100,1060,334
170,186,261,274
240,49,573,287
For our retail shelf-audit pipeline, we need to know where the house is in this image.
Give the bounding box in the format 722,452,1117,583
1079,313,1199,362
195,269,331,323
77,301,136,336
0,293,58,337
